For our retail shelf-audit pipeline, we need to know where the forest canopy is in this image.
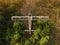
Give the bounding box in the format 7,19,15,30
0,0,60,45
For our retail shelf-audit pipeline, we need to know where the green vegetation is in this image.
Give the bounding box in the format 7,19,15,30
0,0,57,45
24,20,54,45
10,20,52,45
0,19,54,45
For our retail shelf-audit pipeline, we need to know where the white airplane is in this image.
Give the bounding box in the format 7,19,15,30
11,12,49,34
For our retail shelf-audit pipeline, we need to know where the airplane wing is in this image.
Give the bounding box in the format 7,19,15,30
32,16,49,20
11,16,28,21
